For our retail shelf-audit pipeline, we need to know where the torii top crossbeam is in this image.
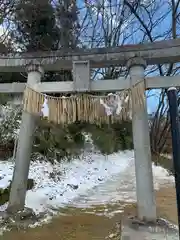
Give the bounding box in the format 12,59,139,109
0,39,180,72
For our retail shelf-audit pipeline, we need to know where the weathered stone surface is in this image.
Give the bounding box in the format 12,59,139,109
0,39,179,71
121,217,178,240
0,207,45,231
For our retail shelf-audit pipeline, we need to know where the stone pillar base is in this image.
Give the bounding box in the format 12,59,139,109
121,217,178,240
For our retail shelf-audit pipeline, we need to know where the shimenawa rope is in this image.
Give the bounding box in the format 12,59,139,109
23,80,145,125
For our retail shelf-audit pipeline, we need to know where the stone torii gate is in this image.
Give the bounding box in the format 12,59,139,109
0,39,180,221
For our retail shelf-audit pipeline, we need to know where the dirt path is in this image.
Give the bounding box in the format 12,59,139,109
2,185,177,240
156,186,177,224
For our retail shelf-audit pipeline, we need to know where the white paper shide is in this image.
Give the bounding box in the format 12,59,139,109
100,93,122,116
41,97,49,117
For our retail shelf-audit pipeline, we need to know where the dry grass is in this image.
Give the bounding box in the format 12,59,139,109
2,185,177,240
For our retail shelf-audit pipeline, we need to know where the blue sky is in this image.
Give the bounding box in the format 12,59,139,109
146,89,160,114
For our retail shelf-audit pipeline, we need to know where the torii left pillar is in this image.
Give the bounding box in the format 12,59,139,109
7,64,44,213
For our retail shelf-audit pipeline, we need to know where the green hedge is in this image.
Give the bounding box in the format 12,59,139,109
0,106,133,162
33,120,133,161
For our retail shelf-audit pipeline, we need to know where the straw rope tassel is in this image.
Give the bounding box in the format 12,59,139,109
23,84,134,125
130,80,146,115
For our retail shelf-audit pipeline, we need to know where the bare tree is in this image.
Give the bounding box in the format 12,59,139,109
0,0,16,43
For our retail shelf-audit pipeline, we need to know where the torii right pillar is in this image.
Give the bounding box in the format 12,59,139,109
127,57,157,222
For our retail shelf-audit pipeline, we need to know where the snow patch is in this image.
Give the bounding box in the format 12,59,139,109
0,150,174,229
0,161,14,189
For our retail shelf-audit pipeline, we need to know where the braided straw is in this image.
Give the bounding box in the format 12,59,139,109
130,79,146,115
23,81,145,125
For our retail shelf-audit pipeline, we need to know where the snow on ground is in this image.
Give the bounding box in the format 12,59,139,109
69,152,174,210
0,150,174,216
